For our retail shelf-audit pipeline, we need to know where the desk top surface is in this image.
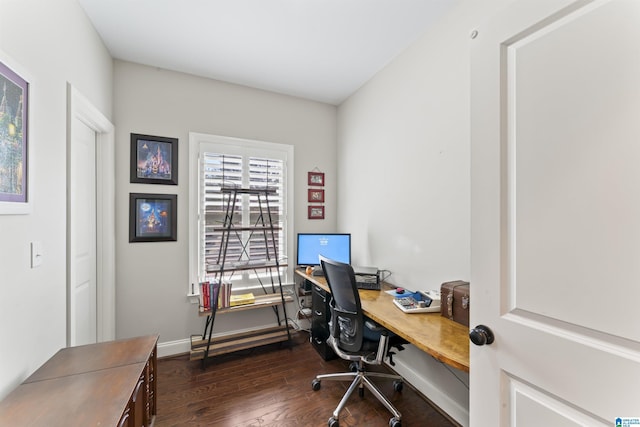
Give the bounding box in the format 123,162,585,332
297,270,469,372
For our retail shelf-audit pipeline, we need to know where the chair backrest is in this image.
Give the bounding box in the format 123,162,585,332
320,256,364,352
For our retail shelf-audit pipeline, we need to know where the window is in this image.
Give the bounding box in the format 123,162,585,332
189,133,293,291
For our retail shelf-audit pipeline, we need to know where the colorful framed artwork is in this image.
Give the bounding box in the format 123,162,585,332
308,171,324,186
130,133,178,185
308,205,325,220
308,189,325,203
129,193,177,242
0,56,29,214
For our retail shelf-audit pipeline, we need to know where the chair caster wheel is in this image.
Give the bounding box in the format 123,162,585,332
389,417,401,427
358,386,364,397
393,380,403,392
349,362,358,372
328,416,339,427
312,379,321,391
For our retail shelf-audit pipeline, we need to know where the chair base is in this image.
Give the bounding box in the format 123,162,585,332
312,366,403,425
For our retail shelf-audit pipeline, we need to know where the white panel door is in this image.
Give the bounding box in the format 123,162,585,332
470,0,640,425
69,116,97,346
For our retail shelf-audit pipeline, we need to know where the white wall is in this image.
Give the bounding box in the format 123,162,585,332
0,0,113,399
336,1,512,425
113,61,337,351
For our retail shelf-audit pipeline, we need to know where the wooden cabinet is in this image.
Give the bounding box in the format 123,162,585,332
0,335,158,427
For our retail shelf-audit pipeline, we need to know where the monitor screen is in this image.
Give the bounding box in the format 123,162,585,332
296,233,351,266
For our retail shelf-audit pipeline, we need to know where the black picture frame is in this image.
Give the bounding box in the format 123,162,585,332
129,193,177,242
130,133,178,185
0,58,29,210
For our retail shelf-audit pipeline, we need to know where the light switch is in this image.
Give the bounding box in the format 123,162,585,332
31,241,43,268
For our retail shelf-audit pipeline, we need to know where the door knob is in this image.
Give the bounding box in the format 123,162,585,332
469,324,494,346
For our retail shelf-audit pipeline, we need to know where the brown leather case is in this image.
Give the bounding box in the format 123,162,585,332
440,280,470,327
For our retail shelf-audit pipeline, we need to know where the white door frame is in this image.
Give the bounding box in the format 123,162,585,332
67,84,115,344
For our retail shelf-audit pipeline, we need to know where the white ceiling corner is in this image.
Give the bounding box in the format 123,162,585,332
77,0,459,105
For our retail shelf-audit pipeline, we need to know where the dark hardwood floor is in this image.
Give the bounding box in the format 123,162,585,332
155,331,458,426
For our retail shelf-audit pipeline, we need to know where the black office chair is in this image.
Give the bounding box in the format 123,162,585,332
311,256,404,427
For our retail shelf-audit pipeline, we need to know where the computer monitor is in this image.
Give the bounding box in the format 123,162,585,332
296,233,351,266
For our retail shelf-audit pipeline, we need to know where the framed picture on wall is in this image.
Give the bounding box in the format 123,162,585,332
308,171,324,186
0,56,29,214
308,205,325,220
308,189,325,203
129,193,177,242
130,133,178,185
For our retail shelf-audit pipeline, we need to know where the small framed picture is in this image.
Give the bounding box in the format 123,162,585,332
308,189,325,203
130,133,178,185
129,193,177,242
308,206,325,220
308,171,324,186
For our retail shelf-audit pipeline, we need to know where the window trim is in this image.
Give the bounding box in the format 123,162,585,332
188,132,294,293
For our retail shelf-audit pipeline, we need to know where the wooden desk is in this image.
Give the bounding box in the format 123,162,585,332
0,335,158,427
296,270,469,372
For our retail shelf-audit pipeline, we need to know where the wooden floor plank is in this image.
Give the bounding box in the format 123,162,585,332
155,331,460,426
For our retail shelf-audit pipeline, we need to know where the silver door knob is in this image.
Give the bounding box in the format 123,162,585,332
469,324,494,346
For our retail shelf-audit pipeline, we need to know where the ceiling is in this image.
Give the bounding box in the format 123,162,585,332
77,0,458,105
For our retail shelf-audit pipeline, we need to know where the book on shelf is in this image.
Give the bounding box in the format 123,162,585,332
199,281,210,312
230,292,255,307
209,281,221,311
198,280,237,311
217,281,232,308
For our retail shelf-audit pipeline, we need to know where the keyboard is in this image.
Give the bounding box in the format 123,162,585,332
355,272,380,290
356,280,381,290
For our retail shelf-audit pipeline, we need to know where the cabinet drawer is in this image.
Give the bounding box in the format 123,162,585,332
312,298,326,319
311,332,335,360
311,286,327,313
310,284,335,360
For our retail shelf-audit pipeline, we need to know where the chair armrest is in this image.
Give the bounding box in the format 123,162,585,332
365,319,388,335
